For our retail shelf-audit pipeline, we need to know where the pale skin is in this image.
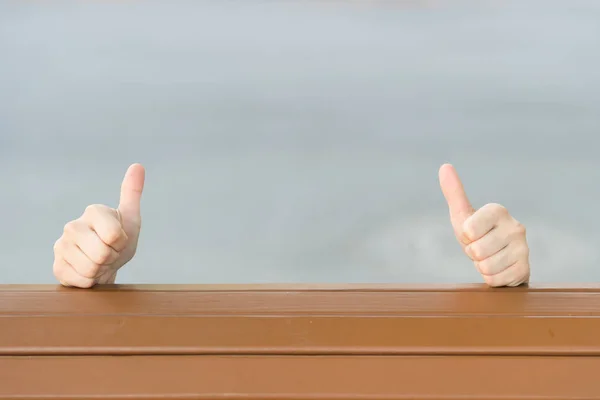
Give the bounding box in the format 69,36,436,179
438,163,530,287
53,164,145,288
53,163,530,288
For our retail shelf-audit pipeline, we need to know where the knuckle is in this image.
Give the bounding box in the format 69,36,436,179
488,203,507,214
53,238,63,254
84,204,103,215
468,244,484,261
463,221,476,240
81,263,101,279
91,246,113,265
103,227,123,245
476,259,493,276
84,204,112,223
53,238,74,258
63,220,78,235
483,203,508,220
514,221,526,235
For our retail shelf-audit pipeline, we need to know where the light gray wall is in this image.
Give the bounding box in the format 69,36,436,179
1,0,599,284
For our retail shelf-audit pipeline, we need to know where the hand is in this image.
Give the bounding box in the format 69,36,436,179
439,163,530,287
53,163,145,288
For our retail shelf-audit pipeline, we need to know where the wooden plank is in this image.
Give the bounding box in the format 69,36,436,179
3,284,599,399
2,314,600,356
2,355,599,399
2,285,600,316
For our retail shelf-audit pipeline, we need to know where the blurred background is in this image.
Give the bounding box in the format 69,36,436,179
1,0,599,284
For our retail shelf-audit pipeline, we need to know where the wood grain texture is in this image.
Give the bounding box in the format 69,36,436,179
2,355,600,399
2,284,600,399
3,315,600,356
3,284,600,316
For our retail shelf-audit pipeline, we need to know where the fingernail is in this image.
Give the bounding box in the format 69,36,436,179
464,244,473,258
460,232,471,246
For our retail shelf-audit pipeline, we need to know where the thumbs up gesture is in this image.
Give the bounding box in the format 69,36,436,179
439,164,530,287
53,164,145,288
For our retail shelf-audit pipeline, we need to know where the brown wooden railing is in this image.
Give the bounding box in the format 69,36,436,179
2,284,600,399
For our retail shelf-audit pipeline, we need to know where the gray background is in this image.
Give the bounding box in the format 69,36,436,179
1,0,599,284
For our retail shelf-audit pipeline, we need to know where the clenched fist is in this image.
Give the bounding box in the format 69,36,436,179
53,164,145,288
439,164,530,287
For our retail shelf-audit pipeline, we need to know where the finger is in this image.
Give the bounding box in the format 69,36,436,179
118,163,145,230
464,226,510,261
53,258,96,288
439,163,475,243
463,203,509,242
80,206,128,251
62,229,119,274
61,242,101,279
482,261,530,287
475,241,526,276
54,236,103,279
78,233,119,266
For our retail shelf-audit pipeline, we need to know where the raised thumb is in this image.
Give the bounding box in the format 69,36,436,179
117,163,145,230
438,163,475,244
